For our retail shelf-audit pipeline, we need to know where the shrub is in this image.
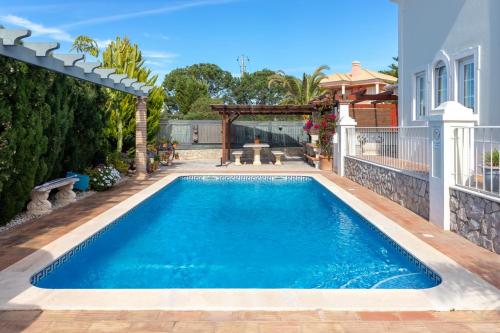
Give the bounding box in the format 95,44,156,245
88,165,121,191
0,58,109,225
106,152,129,174
485,149,499,167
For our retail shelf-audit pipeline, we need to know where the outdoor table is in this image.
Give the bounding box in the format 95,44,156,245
243,143,270,165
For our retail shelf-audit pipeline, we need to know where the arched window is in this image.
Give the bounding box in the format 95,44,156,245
434,61,448,106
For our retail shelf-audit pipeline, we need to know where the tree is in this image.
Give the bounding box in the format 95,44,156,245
380,56,398,78
171,77,209,115
268,65,329,104
232,69,287,105
183,96,222,120
71,35,100,57
73,35,165,152
0,57,107,225
163,63,233,99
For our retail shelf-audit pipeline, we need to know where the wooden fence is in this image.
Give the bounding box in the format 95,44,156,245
159,120,307,148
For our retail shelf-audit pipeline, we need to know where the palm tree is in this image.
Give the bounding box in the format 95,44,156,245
268,65,329,104
70,35,100,57
70,35,164,152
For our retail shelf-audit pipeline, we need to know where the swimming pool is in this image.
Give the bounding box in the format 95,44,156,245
32,175,440,289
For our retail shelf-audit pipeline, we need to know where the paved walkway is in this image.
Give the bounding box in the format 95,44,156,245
0,163,498,332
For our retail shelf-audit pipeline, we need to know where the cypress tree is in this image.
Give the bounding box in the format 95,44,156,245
0,57,109,225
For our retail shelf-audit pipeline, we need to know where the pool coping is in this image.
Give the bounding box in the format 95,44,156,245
0,172,498,311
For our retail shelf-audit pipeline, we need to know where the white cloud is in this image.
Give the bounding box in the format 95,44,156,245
142,50,179,60
59,0,238,29
0,14,113,52
0,14,73,42
95,38,112,49
144,60,165,67
143,33,170,41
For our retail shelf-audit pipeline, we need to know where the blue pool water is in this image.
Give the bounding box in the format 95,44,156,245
32,176,440,289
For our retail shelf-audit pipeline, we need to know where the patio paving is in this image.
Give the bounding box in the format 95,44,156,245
0,161,498,332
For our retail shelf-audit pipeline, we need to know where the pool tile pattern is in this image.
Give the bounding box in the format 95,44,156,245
30,174,441,288
0,166,498,331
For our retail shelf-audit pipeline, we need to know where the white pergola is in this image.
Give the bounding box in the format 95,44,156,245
0,25,152,177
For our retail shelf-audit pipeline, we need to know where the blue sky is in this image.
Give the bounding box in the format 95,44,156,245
0,0,398,81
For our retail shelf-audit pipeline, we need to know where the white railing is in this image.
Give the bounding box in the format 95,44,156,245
346,127,429,176
453,126,500,197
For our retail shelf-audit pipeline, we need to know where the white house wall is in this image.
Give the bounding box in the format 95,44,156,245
396,0,500,126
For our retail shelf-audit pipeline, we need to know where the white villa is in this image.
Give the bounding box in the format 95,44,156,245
394,0,500,126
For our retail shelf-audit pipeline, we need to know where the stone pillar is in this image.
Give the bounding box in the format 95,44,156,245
428,101,476,229
135,96,148,179
335,101,357,176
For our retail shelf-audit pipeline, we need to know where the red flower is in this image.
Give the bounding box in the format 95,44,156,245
328,114,336,121
313,124,320,129
321,120,327,128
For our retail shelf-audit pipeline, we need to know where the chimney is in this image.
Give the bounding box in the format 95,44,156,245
351,61,362,80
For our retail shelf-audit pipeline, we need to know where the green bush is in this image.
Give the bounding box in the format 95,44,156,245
485,149,499,167
106,151,129,174
0,57,109,225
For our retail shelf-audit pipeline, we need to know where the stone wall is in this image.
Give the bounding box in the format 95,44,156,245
344,157,429,219
450,188,500,253
176,147,304,162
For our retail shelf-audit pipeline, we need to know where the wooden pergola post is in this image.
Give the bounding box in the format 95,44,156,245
221,113,230,164
135,96,148,178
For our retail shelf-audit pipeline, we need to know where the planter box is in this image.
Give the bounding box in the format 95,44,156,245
483,166,499,192
66,172,89,191
319,156,332,171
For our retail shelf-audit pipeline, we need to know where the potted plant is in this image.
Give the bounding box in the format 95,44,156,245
172,140,178,149
159,136,169,149
484,148,499,192
317,113,337,171
66,171,90,191
254,135,261,144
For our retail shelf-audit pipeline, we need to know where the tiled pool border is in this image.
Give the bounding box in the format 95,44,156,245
0,172,498,311
30,175,441,287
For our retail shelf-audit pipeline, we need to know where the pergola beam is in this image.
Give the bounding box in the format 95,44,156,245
0,26,147,96
23,42,59,56
211,104,316,115
0,24,155,178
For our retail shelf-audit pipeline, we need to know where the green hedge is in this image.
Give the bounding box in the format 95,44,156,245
0,57,108,225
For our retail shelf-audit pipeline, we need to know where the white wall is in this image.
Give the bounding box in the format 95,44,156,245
396,0,500,126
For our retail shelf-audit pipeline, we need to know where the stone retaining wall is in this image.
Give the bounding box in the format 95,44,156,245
344,157,429,219
450,188,500,253
176,147,304,161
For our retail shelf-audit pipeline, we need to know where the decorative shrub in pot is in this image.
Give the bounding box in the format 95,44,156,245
484,148,499,192
318,113,337,171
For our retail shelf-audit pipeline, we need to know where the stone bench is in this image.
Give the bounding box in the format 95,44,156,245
232,150,243,165
27,176,79,215
272,151,285,165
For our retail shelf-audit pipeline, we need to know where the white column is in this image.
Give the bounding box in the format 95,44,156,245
375,83,380,94
335,102,357,176
428,101,476,229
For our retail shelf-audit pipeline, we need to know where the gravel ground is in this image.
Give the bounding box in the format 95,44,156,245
0,190,96,234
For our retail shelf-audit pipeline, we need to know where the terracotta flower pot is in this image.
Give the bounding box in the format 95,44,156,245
319,155,332,171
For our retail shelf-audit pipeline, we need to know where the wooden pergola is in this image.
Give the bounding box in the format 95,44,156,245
211,104,317,164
